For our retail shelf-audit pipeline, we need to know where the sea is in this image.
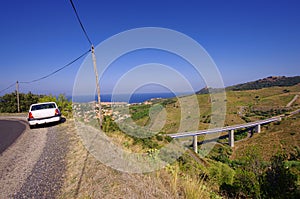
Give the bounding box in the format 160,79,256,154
72,92,192,104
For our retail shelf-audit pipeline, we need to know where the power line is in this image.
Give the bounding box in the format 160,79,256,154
69,0,93,45
1,0,95,95
0,82,16,94
20,49,90,84
69,1,102,128
0,50,90,95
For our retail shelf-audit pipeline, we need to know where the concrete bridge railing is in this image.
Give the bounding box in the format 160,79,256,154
167,116,282,152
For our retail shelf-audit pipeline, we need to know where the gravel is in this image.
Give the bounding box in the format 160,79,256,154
0,118,47,198
0,118,69,199
14,123,69,199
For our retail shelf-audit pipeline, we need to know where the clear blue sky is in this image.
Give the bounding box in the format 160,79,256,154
0,0,300,96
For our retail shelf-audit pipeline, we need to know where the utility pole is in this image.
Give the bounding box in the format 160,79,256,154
91,45,102,128
16,81,20,113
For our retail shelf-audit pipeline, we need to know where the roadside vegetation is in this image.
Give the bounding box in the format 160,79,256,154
1,79,300,198
0,92,41,113
0,92,72,117
96,83,300,198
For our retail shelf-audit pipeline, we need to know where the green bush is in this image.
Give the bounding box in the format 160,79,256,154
177,153,208,178
132,137,159,149
155,134,164,141
234,130,248,141
209,146,232,165
209,161,235,186
221,169,260,198
102,115,120,133
241,116,251,123
260,153,298,199
0,92,42,113
164,136,173,143
221,149,300,198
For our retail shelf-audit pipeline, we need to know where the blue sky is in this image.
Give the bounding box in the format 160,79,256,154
0,0,300,96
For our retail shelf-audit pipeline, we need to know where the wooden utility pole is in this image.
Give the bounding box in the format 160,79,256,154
16,81,20,113
91,45,102,128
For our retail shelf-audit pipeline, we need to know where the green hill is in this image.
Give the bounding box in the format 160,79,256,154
197,76,300,94
60,80,300,198
227,75,300,91
125,83,300,198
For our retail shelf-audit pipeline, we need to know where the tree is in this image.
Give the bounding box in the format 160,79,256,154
260,153,298,199
57,94,72,117
240,146,265,175
221,168,260,198
220,146,264,198
0,92,72,116
38,95,56,103
0,92,17,112
0,92,41,113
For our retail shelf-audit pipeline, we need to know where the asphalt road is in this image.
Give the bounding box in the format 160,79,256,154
0,120,26,154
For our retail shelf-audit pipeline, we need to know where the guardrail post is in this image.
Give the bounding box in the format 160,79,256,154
256,124,261,133
229,130,234,147
193,136,198,153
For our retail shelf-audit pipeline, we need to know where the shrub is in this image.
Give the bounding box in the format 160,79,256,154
209,161,235,186
209,146,232,165
0,92,42,113
241,116,251,123
164,136,173,143
102,115,120,133
221,169,260,198
155,134,164,141
260,153,298,198
132,137,159,149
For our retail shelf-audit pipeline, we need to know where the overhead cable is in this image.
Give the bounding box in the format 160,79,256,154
69,0,93,45
0,82,16,94
20,49,91,84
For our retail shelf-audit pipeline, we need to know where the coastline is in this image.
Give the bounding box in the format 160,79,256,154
71,92,192,104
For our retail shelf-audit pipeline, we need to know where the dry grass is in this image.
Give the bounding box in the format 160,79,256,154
58,84,300,198
106,130,145,153
232,114,300,161
182,175,207,199
152,84,300,134
164,163,211,199
58,119,216,198
59,119,214,199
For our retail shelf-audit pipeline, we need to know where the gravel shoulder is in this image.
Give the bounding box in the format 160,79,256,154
0,116,69,198
1,116,187,198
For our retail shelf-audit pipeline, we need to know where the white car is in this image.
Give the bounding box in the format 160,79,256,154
28,102,61,128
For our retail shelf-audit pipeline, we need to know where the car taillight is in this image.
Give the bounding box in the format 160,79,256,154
29,112,34,119
55,109,60,115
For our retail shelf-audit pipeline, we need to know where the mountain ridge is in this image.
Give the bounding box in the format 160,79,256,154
197,75,300,94
227,75,300,91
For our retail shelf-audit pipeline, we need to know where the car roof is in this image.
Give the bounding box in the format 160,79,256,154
30,102,57,106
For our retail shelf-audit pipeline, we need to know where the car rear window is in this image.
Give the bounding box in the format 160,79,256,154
31,103,56,111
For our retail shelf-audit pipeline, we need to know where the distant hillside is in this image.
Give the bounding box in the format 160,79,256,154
196,87,211,94
196,87,225,94
227,76,300,91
